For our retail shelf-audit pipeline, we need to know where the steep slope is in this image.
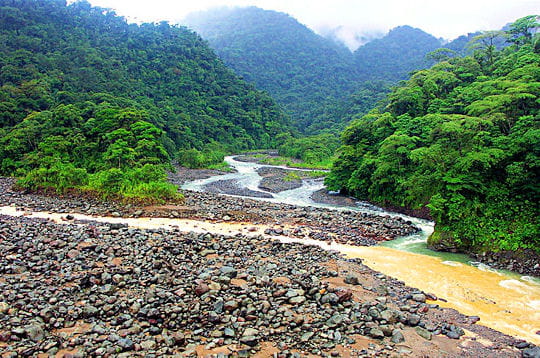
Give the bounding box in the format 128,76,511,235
185,10,449,133
184,7,358,131
327,19,540,256
354,25,442,82
0,0,290,198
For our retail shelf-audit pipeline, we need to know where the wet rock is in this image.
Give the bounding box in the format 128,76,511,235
522,346,540,358
412,293,426,303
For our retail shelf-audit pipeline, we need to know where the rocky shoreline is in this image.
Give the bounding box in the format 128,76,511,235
0,175,539,356
0,212,532,357
470,250,540,278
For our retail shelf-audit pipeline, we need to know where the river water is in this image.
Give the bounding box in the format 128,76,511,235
1,156,538,344
182,156,540,344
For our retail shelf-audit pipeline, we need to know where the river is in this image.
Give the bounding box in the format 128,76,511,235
182,156,540,345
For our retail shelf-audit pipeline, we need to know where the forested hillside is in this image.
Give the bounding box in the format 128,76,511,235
0,0,290,199
353,25,441,82
184,7,442,133
184,6,357,132
327,16,540,254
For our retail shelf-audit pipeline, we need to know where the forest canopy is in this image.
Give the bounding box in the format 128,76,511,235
326,16,540,254
0,0,291,200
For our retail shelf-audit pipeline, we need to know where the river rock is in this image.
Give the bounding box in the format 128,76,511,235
25,324,45,342
415,327,432,340
369,328,385,339
344,274,360,285
522,346,540,358
391,329,405,343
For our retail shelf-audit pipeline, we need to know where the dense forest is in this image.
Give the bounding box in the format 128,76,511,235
326,16,540,254
184,7,443,133
353,26,441,82
0,0,291,200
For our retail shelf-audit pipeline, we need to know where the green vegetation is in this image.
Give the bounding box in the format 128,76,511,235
176,149,226,169
0,0,291,201
184,7,442,133
283,172,301,182
327,16,540,254
354,26,441,83
276,133,340,169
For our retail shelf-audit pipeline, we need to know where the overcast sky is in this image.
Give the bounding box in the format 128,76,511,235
84,0,539,49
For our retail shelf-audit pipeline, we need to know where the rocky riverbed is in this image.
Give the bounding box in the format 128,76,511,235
0,212,532,357
0,176,539,356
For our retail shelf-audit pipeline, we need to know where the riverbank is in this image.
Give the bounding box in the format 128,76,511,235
1,176,539,356
0,209,533,357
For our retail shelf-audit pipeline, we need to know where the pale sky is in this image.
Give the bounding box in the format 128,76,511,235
84,0,539,49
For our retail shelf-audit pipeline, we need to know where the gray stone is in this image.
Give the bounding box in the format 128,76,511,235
415,327,432,340
118,338,135,351
240,335,258,347
141,339,156,350
391,329,405,343
368,328,385,339
407,314,421,326
243,328,259,337
380,309,398,323
523,346,540,358
224,327,235,337
344,274,359,285
326,314,344,328
25,324,45,342
83,305,99,317
220,266,237,278
289,296,306,304
301,331,314,342
0,302,9,314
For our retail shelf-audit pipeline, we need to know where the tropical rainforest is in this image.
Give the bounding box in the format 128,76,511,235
326,16,540,254
0,0,290,200
0,0,538,257
184,7,445,134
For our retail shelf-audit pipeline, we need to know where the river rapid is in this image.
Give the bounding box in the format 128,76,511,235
182,156,540,345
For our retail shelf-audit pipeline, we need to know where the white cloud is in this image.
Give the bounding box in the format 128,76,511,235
86,0,539,47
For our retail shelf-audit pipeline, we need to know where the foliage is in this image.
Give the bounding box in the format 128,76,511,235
354,26,441,83
176,149,226,169
327,17,540,253
283,172,301,182
0,0,291,199
278,133,340,165
185,8,443,133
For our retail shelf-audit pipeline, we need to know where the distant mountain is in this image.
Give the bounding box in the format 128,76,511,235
354,26,442,82
184,8,469,133
184,7,359,131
